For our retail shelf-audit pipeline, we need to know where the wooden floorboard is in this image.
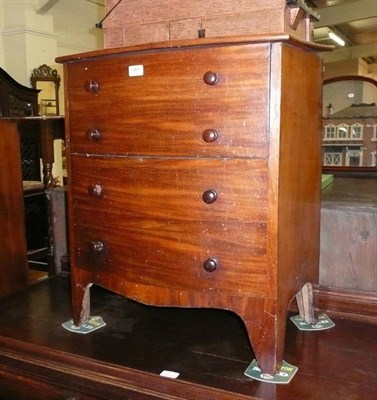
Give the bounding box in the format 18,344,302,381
0,275,376,399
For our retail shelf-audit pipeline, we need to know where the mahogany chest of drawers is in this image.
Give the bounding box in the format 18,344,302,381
57,34,324,374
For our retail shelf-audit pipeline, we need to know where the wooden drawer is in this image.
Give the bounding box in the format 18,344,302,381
70,155,268,295
66,44,270,158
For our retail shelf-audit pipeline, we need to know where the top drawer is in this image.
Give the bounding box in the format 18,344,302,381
66,43,270,158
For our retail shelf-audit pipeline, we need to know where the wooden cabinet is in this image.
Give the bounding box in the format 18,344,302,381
57,35,325,374
0,120,28,297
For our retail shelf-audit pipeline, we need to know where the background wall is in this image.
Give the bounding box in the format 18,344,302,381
0,0,104,88
324,58,377,81
0,0,104,183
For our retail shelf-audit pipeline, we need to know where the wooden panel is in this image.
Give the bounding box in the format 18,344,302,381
0,120,28,297
103,0,311,47
103,27,124,48
320,205,377,291
169,18,202,41
66,43,270,158
275,43,323,303
122,21,170,47
104,0,283,27
70,156,268,294
202,9,285,38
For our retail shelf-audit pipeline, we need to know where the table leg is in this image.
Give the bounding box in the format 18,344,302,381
296,282,315,324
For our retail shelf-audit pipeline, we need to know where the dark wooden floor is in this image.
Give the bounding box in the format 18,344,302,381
0,275,376,400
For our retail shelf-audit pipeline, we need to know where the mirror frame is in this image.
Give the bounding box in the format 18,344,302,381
322,75,377,178
30,64,61,115
324,75,377,87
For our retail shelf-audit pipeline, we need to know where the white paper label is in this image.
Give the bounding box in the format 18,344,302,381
128,65,144,77
160,370,180,379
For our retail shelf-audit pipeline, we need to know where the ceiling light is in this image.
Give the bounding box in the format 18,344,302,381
329,31,345,46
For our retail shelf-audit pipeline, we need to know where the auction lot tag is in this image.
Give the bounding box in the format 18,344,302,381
62,316,106,334
290,313,335,331
128,64,144,77
244,359,298,384
160,370,180,379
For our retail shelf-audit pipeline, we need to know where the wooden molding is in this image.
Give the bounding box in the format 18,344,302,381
317,286,377,324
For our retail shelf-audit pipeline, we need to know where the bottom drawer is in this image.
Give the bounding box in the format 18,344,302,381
70,156,269,296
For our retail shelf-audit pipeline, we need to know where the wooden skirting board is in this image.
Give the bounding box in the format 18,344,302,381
317,286,377,324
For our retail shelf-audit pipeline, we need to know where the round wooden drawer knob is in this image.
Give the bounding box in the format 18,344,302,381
203,257,218,272
203,71,219,86
85,128,102,141
202,189,218,204
84,80,100,93
89,240,105,253
202,129,218,143
88,183,103,197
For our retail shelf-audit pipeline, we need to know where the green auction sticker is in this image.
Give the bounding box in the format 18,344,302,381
244,359,298,384
290,313,335,331
62,316,106,334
